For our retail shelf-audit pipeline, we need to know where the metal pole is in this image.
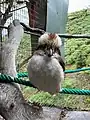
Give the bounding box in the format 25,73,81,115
58,34,90,39
1,24,90,39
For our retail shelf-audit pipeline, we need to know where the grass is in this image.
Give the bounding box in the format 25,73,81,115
22,73,90,110
16,33,31,72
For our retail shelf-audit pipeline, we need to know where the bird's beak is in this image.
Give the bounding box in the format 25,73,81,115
46,49,53,57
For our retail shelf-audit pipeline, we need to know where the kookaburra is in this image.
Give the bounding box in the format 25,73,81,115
27,33,65,94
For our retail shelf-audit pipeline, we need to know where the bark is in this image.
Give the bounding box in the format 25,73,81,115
0,19,33,120
0,1,13,73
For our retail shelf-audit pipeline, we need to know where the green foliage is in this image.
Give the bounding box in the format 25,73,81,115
86,55,90,66
16,34,31,71
76,50,86,68
65,9,90,67
62,78,75,88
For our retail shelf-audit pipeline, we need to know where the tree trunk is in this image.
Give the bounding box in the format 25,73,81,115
0,10,3,72
0,19,33,120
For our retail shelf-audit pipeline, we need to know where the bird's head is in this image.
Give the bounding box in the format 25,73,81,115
38,33,62,47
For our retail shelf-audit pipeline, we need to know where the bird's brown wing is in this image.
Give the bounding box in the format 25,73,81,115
58,56,65,71
54,54,65,71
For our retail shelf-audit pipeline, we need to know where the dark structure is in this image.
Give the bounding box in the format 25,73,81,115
27,0,47,30
26,0,47,53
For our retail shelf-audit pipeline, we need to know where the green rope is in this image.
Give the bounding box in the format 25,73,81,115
0,73,90,95
17,72,28,78
17,67,90,78
60,88,90,95
65,67,90,74
0,74,36,88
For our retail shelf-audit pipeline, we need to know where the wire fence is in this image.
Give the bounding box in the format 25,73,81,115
0,1,31,72
0,0,47,58
0,0,29,41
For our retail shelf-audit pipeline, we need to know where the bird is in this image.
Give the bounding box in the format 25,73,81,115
27,33,65,95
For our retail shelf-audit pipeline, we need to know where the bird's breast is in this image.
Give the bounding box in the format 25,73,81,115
27,54,64,94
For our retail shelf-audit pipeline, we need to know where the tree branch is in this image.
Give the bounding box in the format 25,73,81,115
20,22,45,35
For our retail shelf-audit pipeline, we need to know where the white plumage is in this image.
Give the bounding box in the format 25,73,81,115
27,33,65,94
38,33,62,47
